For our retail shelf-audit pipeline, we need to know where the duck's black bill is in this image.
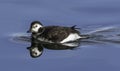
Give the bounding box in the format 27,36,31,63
27,30,31,33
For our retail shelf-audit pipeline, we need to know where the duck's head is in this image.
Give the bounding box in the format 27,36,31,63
27,21,43,33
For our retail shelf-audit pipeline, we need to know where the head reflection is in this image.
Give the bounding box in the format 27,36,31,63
27,43,43,58
27,41,80,58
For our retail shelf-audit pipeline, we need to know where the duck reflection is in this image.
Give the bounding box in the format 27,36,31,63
27,40,80,58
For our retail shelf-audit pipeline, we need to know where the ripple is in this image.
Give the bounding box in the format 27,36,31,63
9,32,31,44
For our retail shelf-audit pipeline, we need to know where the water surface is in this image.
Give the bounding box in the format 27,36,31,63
0,0,120,71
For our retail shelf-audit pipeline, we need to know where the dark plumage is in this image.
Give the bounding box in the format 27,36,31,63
37,26,80,43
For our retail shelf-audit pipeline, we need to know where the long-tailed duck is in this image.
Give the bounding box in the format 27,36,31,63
27,21,89,43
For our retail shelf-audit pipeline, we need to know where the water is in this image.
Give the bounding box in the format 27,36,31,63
1,0,120,71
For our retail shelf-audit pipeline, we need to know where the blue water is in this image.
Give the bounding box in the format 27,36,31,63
1,0,120,71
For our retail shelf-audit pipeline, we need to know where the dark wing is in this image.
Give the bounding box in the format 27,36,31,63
40,26,69,42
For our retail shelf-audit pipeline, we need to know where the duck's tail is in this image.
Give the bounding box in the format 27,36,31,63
71,25,80,30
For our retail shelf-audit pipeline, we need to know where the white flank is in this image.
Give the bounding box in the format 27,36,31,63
60,33,82,43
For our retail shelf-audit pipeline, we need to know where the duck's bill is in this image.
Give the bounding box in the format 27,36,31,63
27,30,31,33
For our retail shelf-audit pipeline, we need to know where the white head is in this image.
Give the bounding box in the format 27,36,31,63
27,21,43,33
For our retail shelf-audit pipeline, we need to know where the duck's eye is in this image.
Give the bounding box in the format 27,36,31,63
33,25,38,28
35,25,38,27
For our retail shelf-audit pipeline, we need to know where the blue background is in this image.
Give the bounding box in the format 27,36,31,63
0,0,120,71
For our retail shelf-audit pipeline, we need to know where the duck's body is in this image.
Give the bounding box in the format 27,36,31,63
27,21,88,43
35,26,82,43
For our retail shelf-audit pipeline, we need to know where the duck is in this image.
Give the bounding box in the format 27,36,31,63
27,21,89,43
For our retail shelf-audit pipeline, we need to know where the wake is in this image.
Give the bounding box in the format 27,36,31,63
84,26,120,44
